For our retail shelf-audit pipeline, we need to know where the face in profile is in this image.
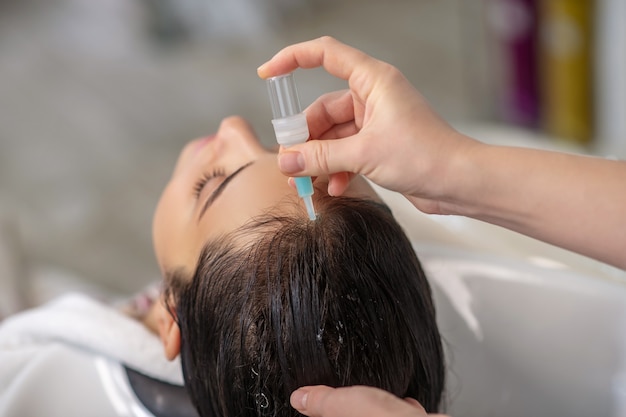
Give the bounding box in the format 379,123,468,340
152,116,381,277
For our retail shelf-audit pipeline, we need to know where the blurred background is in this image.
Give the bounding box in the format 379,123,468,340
0,0,624,312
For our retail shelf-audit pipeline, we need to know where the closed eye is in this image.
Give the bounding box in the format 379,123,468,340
198,161,254,221
194,169,226,198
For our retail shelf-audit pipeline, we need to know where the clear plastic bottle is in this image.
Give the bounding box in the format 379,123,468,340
266,73,316,220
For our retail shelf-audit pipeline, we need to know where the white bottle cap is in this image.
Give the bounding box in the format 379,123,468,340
271,113,309,147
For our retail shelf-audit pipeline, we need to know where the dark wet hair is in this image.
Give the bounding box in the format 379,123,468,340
164,196,445,417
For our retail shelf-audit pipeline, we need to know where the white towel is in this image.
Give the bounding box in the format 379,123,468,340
0,292,184,385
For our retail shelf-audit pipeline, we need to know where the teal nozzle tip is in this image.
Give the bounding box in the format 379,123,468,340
303,195,316,220
293,176,316,220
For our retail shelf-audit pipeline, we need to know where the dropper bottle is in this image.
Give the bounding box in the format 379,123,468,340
266,73,316,220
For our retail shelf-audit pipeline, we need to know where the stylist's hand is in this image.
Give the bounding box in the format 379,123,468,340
258,36,477,214
290,385,449,417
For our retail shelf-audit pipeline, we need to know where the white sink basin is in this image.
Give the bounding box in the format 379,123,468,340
418,246,626,417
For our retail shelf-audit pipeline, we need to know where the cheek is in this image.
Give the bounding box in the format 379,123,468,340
152,182,202,273
152,185,180,269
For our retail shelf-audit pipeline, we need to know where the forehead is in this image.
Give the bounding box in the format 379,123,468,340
198,155,306,238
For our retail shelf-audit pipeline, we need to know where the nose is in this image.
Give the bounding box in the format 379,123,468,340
218,115,248,130
215,116,253,141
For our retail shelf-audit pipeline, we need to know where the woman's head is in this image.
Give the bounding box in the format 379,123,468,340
152,116,445,416
152,116,383,277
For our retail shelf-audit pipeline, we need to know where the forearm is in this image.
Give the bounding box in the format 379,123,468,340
442,138,626,269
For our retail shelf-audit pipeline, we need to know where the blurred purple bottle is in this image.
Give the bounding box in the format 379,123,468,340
488,0,539,128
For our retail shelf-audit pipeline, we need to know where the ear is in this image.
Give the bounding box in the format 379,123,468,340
156,302,181,361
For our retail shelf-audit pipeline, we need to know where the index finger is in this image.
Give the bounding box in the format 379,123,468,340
257,36,380,98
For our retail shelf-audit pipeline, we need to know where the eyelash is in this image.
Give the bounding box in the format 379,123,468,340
194,169,226,198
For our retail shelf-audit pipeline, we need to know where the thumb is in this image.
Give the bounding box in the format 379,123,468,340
277,136,359,178
290,385,432,417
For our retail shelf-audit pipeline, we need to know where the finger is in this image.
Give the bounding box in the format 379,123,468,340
315,122,360,141
327,172,354,196
287,171,351,197
290,385,428,417
258,36,370,79
305,90,357,139
257,36,380,98
277,135,363,178
287,175,320,189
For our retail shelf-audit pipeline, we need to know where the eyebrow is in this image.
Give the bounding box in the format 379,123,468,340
198,161,254,220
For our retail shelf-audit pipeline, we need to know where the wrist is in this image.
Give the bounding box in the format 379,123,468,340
432,132,486,216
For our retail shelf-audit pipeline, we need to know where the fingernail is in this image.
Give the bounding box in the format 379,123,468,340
257,63,268,78
290,389,308,410
278,152,305,174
